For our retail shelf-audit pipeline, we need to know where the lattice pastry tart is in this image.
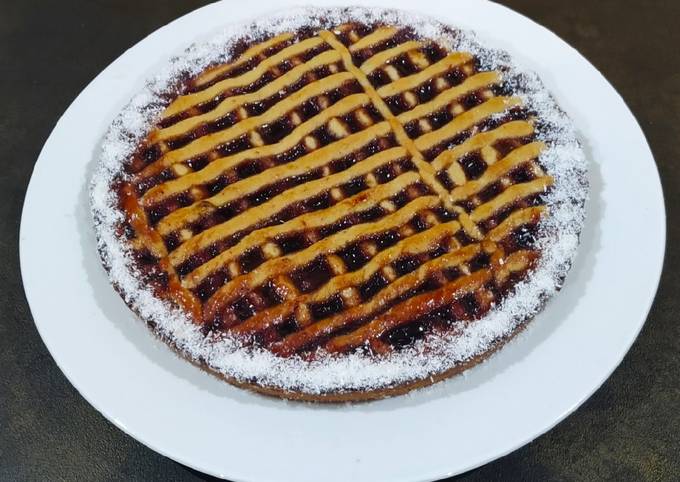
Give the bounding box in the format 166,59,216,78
91,7,588,401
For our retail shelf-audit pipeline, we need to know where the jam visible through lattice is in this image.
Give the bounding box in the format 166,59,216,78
116,23,553,359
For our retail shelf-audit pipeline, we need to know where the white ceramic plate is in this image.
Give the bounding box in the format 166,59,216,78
20,0,665,480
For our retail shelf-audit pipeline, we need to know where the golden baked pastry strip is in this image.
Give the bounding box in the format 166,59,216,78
180,151,415,288
140,75,363,178
163,36,328,118
226,240,536,356
154,29,456,149
140,79,506,214
135,31,494,199
324,249,536,354
202,171,548,331
193,33,295,88
229,219,466,336
348,26,399,52
202,195,442,320
151,50,345,143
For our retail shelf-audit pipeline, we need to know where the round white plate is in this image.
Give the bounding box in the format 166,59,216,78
20,0,665,480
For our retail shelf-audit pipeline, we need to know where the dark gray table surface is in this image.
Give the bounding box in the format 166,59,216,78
2,1,678,480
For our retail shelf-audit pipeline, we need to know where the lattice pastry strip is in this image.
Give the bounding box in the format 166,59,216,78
137,89,370,183
202,194,443,323
325,248,537,354
191,33,296,89
161,129,406,268
144,120,394,234
162,36,330,119
181,157,418,290
151,49,346,144
230,218,466,337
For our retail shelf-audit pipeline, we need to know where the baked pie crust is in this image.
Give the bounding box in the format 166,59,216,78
91,7,587,401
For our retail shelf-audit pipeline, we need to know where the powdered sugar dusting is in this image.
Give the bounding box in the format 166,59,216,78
90,6,588,396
